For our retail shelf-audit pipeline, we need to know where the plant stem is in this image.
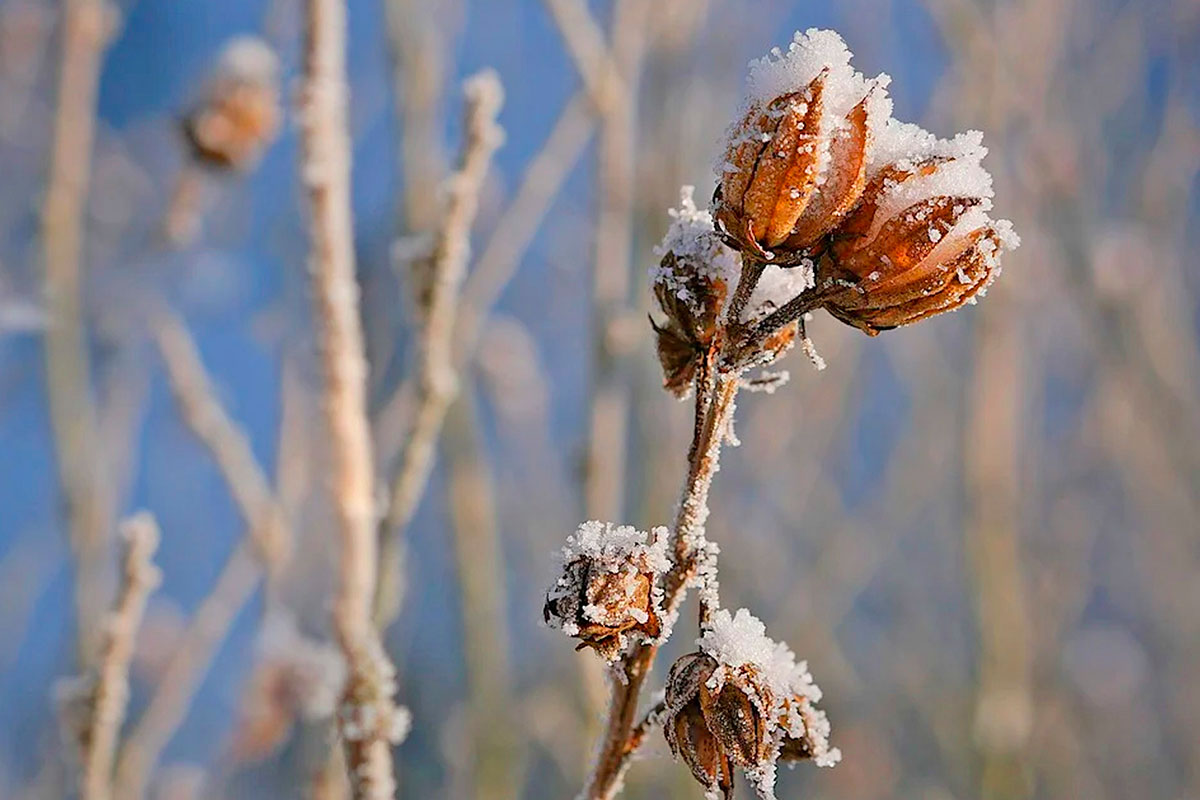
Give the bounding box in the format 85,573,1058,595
581,371,739,800
299,0,400,794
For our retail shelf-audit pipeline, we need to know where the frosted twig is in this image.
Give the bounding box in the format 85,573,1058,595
41,0,118,666
299,0,403,794
374,70,505,629
113,543,260,800
77,513,161,800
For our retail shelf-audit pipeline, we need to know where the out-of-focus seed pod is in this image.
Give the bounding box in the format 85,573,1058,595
822,123,1020,335
183,36,281,171
714,29,892,264
543,522,669,661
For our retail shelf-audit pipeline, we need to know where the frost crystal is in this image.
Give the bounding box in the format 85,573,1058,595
651,186,741,315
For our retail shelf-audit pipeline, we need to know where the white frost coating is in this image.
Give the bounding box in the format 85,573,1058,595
869,121,987,175
558,520,671,576
218,36,279,83
743,29,880,121
749,261,815,317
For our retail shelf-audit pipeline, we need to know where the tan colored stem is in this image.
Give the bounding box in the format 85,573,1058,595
582,374,739,800
80,513,161,800
299,0,400,793
374,71,505,629
41,0,116,666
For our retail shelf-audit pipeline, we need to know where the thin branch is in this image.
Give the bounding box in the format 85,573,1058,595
374,71,505,629
583,374,740,799
79,513,161,800
151,310,289,575
41,0,118,666
299,0,403,793
454,90,596,358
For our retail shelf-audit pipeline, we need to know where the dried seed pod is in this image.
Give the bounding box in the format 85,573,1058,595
822,123,1020,334
663,609,840,798
714,29,892,264
183,36,281,171
543,522,669,661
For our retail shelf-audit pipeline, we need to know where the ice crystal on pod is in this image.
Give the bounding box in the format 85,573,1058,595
544,522,671,660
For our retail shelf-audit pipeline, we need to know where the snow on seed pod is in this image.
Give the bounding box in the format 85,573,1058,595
543,521,670,661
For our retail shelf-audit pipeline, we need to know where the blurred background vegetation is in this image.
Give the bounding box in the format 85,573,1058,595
1,0,1198,798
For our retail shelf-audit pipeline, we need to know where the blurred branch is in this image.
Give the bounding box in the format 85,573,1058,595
386,0,447,234
374,71,505,630
78,513,161,800
540,0,624,110
151,310,290,581
454,90,596,357
41,0,118,666
299,0,403,793
443,383,523,800
964,296,1033,800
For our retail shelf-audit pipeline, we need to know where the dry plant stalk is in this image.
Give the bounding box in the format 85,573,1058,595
299,0,404,794
543,29,1020,799
375,70,505,629
75,513,161,800
41,0,116,666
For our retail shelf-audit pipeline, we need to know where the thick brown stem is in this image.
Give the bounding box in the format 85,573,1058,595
581,373,738,799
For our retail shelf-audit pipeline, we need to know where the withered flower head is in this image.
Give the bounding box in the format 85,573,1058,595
822,122,1020,334
715,29,893,264
543,521,670,661
652,188,818,395
663,609,840,799
184,36,282,171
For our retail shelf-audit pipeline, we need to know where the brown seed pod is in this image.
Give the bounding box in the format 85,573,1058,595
714,29,891,264
822,124,1019,334
543,522,669,661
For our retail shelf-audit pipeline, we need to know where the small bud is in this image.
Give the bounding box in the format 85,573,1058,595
714,29,892,264
663,609,840,798
544,522,670,661
183,36,281,171
822,123,1020,334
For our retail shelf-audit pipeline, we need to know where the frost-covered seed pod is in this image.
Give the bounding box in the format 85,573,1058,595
662,609,840,798
543,522,669,661
821,122,1020,334
715,29,892,265
183,36,281,171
